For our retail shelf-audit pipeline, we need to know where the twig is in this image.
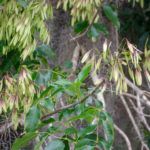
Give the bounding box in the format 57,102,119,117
136,94,150,132
91,72,106,109
122,93,150,107
120,96,149,150
68,44,81,80
41,81,104,121
128,97,150,132
72,44,80,73
114,124,132,150
128,98,150,118
125,77,143,95
70,9,99,41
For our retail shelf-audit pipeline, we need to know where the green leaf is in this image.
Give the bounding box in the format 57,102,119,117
36,44,55,60
37,117,56,129
98,138,110,150
78,125,96,138
76,145,94,150
77,64,91,82
144,129,150,148
70,107,99,124
64,81,82,97
64,60,73,69
103,5,120,29
101,112,114,149
0,0,4,4
40,85,53,98
62,137,70,150
39,98,54,111
12,132,37,150
59,108,74,120
47,126,60,134
87,26,99,38
93,23,108,36
42,117,55,124
75,139,94,149
45,140,65,150
55,79,71,86
25,105,41,132
74,21,89,33
34,135,48,150
35,70,52,86
17,0,28,8
65,127,77,135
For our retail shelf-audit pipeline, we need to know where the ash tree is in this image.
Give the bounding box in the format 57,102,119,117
0,0,150,150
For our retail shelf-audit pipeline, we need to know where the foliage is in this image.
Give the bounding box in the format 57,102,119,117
0,0,52,60
103,5,120,29
12,65,114,150
81,39,150,93
57,0,102,25
0,0,150,149
128,0,144,7
0,0,53,127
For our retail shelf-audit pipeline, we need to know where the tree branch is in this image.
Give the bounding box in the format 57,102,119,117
120,95,149,150
41,80,104,121
122,92,150,107
114,124,132,150
70,9,99,41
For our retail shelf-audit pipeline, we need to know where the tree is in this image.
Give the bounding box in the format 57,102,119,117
0,0,150,150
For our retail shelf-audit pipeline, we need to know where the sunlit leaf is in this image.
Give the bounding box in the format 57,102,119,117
74,21,89,33
17,0,28,8
12,132,37,150
65,127,77,135
103,5,120,29
87,26,99,38
78,125,97,138
45,140,65,150
77,64,91,82
93,23,108,35
39,98,54,111
75,139,94,149
25,105,41,132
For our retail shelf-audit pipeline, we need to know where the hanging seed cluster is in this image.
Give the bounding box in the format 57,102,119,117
57,0,102,25
0,0,53,60
0,67,35,128
82,40,150,94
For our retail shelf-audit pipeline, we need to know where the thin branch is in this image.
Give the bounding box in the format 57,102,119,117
114,124,132,150
122,93,150,107
69,44,81,80
71,44,80,73
136,94,150,132
41,81,104,121
120,96,149,150
70,9,99,41
128,98,150,118
128,97,150,132
125,77,143,95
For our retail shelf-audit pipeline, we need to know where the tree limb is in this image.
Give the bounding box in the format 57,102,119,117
114,124,132,150
120,95,149,150
70,9,99,41
41,80,104,121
